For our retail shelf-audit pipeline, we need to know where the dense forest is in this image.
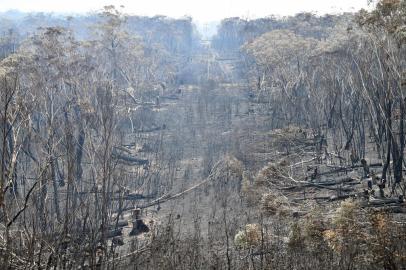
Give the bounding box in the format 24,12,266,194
0,1,406,269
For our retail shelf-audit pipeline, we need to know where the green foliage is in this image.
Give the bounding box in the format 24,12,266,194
234,224,262,249
288,221,304,249
244,30,317,67
358,0,406,45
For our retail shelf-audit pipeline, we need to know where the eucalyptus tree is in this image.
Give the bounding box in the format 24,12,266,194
356,0,406,187
0,52,36,268
243,30,317,127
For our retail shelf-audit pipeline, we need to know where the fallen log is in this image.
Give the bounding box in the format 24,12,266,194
133,125,166,133
292,196,331,202
368,198,403,206
383,206,406,213
329,194,356,201
319,186,354,192
118,175,213,213
283,184,354,192
114,145,132,154
112,193,156,201
109,220,128,230
360,204,406,213
282,177,357,191
309,177,356,186
320,163,382,176
345,181,361,186
359,197,404,208
314,196,332,200
77,190,148,196
106,228,123,239
289,157,317,168
112,150,149,166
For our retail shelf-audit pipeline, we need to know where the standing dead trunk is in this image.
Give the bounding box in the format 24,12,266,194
382,100,392,182
394,100,404,185
51,157,61,222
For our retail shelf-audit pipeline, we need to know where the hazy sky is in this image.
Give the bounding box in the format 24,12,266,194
0,0,372,21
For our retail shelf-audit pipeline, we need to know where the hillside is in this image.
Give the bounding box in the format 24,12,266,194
0,2,406,269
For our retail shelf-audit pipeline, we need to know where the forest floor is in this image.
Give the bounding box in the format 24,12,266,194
108,48,406,267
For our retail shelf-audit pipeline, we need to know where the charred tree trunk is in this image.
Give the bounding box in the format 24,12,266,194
51,157,61,222
393,100,404,186
382,100,392,181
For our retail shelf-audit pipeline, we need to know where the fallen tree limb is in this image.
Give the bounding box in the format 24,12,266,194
106,228,123,239
292,196,331,202
380,206,406,213
305,184,354,192
133,126,165,133
329,194,356,201
108,220,129,230
116,158,233,213
281,177,358,191
289,157,317,168
112,150,149,166
365,198,403,206
112,193,156,201
320,163,382,176
118,176,213,213
310,177,357,186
